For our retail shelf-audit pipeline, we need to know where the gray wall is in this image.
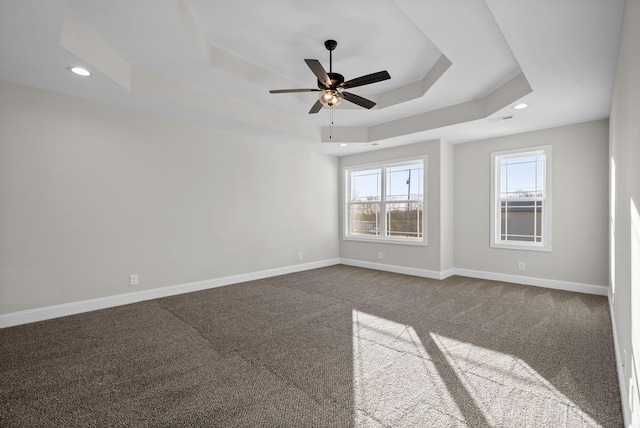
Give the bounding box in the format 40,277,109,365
454,120,609,286
0,82,340,314
440,140,455,272
0,80,614,324
339,140,454,274
609,0,640,423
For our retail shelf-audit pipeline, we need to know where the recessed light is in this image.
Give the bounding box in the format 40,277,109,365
339,143,347,147
513,103,528,110
364,143,379,147
68,66,91,77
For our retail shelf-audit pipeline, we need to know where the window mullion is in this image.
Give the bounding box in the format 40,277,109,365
504,163,509,240
380,166,387,237
534,157,538,241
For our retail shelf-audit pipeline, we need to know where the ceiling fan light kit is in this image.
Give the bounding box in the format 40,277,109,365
319,89,343,107
269,39,390,114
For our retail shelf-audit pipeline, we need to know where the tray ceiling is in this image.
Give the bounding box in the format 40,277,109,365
0,0,625,155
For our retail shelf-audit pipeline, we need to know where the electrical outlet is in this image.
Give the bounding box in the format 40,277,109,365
129,274,139,286
518,262,526,271
298,252,303,261
378,251,383,260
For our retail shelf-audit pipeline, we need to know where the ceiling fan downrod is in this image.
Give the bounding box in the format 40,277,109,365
325,39,337,74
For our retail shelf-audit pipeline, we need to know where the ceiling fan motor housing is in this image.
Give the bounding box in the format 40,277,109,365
318,72,345,90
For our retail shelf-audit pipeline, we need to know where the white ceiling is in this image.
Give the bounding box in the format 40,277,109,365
0,0,625,156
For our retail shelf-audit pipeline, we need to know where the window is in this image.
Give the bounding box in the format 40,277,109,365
345,158,425,244
491,146,551,251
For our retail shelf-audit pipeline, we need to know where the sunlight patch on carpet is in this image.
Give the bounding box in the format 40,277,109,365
351,309,465,426
430,332,599,426
350,308,600,426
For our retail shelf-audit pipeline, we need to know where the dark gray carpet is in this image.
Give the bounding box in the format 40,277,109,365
0,265,623,427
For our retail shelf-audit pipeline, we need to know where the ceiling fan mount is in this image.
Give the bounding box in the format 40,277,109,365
324,39,338,51
269,39,391,114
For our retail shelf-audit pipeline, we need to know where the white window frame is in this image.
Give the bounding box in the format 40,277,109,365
343,156,427,246
490,146,552,252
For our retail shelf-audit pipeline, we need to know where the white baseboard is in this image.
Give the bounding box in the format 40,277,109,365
440,268,457,280
339,260,607,295
0,258,341,329
1,259,609,328
609,290,632,428
340,258,451,280
454,268,608,296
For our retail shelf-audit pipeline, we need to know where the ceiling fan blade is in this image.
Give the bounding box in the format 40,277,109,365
269,88,320,94
342,92,376,109
304,59,332,88
309,100,323,114
341,71,391,89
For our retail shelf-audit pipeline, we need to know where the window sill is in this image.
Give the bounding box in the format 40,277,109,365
343,235,427,247
490,242,551,252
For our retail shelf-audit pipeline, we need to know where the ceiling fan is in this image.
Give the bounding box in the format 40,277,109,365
269,39,390,114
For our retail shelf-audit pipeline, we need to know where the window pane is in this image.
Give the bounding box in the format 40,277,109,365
351,169,381,202
350,203,380,236
536,156,544,194
500,155,544,198
386,163,423,201
500,200,542,242
386,202,423,238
